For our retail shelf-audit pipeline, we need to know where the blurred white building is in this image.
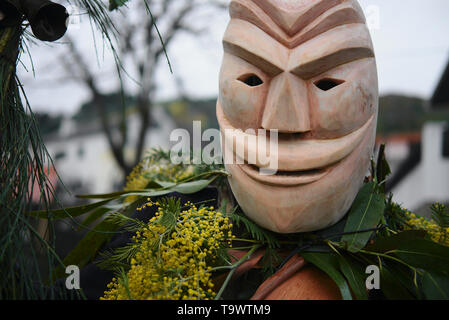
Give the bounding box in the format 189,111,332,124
389,61,449,214
44,106,176,196
391,123,449,211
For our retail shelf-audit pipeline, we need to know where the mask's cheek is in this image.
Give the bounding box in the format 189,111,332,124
218,53,269,130
309,58,378,138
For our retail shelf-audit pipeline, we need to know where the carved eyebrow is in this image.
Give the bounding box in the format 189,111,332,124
223,19,287,76
291,47,374,79
289,24,375,79
223,20,374,79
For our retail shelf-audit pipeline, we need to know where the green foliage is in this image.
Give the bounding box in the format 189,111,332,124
109,0,130,10
129,148,228,187
106,211,147,233
341,182,386,252
160,179,221,194
295,147,449,300
74,0,119,46
224,210,283,279
259,247,282,277
0,24,77,299
72,92,136,124
229,211,280,250
383,195,412,231
376,144,391,193
34,143,449,300
431,203,449,229
301,252,353,300
49,157,225,278
379,264,415,300
26,198,116,220
377,95,427,135
393,239,449,275
366,230,427,253
55,218,121,279
156,197,182,232
422,272,449,300
338,255,368,300
77,207,112,231
377,94,449,136
0,0,171,300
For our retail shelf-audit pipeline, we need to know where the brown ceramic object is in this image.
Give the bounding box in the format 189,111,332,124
261,265,343,300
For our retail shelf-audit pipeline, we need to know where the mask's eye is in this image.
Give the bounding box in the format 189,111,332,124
238,74,264,87
314,78,345,91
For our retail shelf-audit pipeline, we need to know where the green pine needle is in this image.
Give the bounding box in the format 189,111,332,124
431,203,449,229
229,211,280,250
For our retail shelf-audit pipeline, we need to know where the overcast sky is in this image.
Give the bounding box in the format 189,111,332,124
18,0,449,115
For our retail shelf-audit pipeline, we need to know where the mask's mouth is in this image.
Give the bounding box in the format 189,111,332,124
217,101,375,186
238,162,335,186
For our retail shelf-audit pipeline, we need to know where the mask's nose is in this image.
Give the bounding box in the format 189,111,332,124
261,73,311,133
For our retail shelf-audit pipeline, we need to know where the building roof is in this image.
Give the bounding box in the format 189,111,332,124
376,132,422,145
431,60,449,108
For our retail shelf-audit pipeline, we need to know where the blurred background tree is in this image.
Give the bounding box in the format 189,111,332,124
60,0,226,176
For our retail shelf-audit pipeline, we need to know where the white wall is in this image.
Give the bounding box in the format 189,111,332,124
392,122,449,210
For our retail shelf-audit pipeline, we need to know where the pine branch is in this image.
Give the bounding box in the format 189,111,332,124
431,203,449,229
229,212,281,249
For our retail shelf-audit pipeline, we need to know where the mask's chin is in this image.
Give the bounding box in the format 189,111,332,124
217,102,377,234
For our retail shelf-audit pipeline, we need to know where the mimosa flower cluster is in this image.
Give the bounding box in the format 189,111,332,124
102,200,233,300
403,210,449,247
123,154,194,203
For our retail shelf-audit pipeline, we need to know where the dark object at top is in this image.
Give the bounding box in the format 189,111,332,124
0,0,68,42
0,1,21,27
431,60,449,109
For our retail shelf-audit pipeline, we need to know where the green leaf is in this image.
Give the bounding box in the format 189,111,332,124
170,178,217,194
76,207,111,231
78,178,216,200
338,256,368,300
380,265,415,300
341,182,386,253
158,198,181,231
383,261,420,298
109,0,129,10
155,181,177,189
392,239,449,275
52,200,140,280
376,144,391,192
430,203,449,229
119,190,173,199
422,272,449,300
77,183,163,199
26,198,114,220
77,190,137,199
366,230,428,253
53,219,118,279
302,252,353,300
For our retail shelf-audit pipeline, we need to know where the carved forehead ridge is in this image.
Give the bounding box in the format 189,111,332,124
229,0,367,49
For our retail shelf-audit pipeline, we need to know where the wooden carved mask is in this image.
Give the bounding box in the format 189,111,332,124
217,0,378,233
